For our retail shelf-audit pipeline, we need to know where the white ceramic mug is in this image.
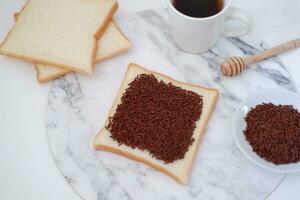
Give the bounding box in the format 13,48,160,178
167,0,252,53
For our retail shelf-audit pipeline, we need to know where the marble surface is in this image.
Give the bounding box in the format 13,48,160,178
1,1,300,200
46,9,295,200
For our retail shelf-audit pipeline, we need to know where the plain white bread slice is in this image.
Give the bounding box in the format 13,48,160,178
34,64,70,83
34,21,130,83
94,63,219,184
0,0,118,74
13,13,130,83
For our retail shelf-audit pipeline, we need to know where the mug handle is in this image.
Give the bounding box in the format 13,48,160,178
221,7,252,37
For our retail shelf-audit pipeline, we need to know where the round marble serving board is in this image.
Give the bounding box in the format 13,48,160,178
46,9,295,200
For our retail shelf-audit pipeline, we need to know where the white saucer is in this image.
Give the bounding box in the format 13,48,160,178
233,88,300,173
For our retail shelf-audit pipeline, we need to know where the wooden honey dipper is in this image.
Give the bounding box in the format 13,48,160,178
220,38,300,76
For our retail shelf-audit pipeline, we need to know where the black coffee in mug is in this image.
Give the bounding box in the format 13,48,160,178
173,0,224,18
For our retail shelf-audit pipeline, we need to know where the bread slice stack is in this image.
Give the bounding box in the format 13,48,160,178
0,0,130,83
94,63,219,184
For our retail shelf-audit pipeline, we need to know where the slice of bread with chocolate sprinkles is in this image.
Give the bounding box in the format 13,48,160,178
94,63,218,184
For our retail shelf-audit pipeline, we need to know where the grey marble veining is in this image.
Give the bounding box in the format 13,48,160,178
46,9,294,200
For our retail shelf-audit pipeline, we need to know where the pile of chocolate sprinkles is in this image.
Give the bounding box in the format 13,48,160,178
106,74,203,163
244,103,300,165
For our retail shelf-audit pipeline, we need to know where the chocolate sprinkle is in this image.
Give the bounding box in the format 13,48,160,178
244,103,300,165
106,74,203,163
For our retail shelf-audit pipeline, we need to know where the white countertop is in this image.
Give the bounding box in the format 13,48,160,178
0,0,299,199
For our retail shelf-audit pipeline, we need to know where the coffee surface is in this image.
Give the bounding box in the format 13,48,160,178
106,74,203,163
173,0,224,18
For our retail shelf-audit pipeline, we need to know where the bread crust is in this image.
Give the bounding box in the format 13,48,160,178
34,23,130,83
91,2,118,72
104,63,218,126
0,0,118,75
95,44,130,62
94,63,219,184
0,0,32,56
95,21,131,63
14,11,130,83
129,63,219,92
35,35,130,83
35,36,130,83
184,85,218,180
34,64,70,83
94,133,183,184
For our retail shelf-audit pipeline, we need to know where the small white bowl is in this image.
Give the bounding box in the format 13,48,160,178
233,88,300,173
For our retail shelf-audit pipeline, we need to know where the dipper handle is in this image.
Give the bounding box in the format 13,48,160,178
221,38,300,76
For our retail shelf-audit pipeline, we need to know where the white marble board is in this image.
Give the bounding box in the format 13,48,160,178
46,9,295,200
